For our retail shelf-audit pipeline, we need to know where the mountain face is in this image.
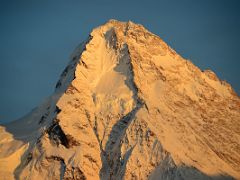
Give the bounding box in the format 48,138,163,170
0,20,240,180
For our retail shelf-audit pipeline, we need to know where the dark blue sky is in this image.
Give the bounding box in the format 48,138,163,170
0,0,240,123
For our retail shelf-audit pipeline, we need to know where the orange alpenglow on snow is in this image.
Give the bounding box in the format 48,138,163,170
0,20,240,180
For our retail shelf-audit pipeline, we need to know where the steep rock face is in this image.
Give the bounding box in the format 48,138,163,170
0,20,240,180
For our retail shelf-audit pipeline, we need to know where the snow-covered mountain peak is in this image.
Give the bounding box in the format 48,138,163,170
0,20,239,180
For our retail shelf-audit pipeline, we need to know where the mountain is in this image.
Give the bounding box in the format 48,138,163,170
0,19,240,180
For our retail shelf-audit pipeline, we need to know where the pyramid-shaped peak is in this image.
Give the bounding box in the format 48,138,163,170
88,19,172,60
0,20,239,180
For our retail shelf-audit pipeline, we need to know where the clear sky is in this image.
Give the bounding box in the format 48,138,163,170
0,0,240,123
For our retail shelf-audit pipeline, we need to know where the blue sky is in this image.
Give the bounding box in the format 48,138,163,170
0,0,240,123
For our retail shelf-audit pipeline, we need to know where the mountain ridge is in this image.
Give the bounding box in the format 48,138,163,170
0,19,239,180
